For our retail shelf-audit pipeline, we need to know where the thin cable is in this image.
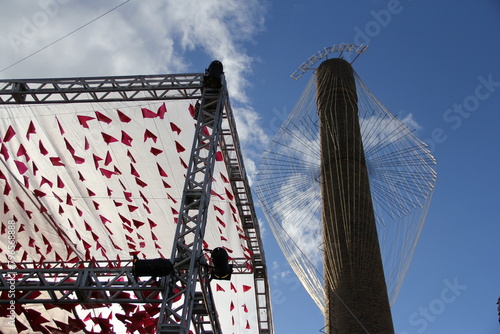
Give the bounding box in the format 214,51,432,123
0,0,132,74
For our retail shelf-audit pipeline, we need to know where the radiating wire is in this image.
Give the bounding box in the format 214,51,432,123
254,63,437,315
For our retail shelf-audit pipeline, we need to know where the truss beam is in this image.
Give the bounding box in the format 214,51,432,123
0,259,252,305
0,74,203,104
219,100,273,333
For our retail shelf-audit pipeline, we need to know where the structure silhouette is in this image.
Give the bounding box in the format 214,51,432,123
317,58,394,333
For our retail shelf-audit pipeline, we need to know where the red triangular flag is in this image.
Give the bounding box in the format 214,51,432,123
142,108,157,118
26,121,36,139
95,111,112,124
77,115,95,128
117,109,131,122
157,103,167,119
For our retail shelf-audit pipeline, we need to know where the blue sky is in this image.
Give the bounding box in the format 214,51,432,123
1,1,499,333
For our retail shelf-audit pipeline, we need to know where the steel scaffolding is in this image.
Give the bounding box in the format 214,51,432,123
0,66,273,334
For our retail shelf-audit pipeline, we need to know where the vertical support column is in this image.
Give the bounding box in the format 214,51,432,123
317,58,394,334
157,62,225,334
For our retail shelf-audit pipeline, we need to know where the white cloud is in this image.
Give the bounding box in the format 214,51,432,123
0,0,265,104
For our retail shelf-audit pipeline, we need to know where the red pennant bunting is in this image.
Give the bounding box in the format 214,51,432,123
99,215,111,224
101,132,118,144
26,121,36,139
188,104,195,118
220,172,230,183
84,221,92,231
157,103,167,119
157,163,168,177
225,188,234,201
100,168,114,178
214,205,224,215
121,131,133,146
14,160,28,174
144,129,157,143
0,143,9,160
66,193,73,205
216,217,226,227
64,138,75,154
127,149,136,162
135,177,147,188
38,140,48,155
95,111,112,124
104,151,113,166
150,147,163,156
142,108,157,118
73,206,81,217
3,125,16,142
216,151,223,161
77,115,95,128
170,122,181,135
55,117,65,135
124,191,133,202
92,154,102,169
167,193,177,203
148,218,157,228
15,318,29,332
117,109,132,123
49,157,65,166
17,144,29,160
56,176,64,188
175,141,185,153
130,164,140,177
73,155,85,164
3,181,11,195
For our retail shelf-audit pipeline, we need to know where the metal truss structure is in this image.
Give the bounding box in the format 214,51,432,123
0,70,273,334
0,259,252,305
0,73,203,104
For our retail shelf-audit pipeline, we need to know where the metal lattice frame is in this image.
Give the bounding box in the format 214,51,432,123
0,259,253,305
0,71,273,334
156,78,226,333
0,74,203,104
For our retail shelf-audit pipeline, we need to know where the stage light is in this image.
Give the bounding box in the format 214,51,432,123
210,247,233,281
132,257,173,278
203,61,224,88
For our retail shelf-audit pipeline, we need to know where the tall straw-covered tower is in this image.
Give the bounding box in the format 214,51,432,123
316,58,394,333
255,44,436,334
